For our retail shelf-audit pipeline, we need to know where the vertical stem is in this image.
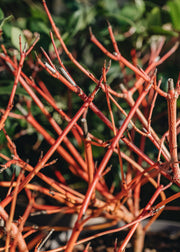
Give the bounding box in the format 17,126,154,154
0,49,26,130
81,118,94,187
118,185,164,252
167,78,180,182
85,139,94,185
134,107,148,216
103,63,125,185
65,81,152,252
120,84,170,161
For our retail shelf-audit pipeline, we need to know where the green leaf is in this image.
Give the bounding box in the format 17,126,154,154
147,7,161,26
171,183,180,192
0,83,29,97
135,0,145,14
103,0,118,12
0,8,4,20
0,15,13,29
2,23,11,37
29,3,47,23
109,13,135,27
134,19,147,34
168,0,180,30
120,4,144,22
29,19,49,34
68,5,96,37
11,26,26,50
148,25,178,37
16,17,27,29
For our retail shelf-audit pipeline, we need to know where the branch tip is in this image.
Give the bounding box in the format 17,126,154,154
119,83,126,91
108,59,111,68
106,19,111,27
168,78,174,91
89,26,93,37
81,118,88,137
23,42,27,53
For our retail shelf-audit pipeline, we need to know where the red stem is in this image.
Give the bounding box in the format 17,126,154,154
65,81,153,251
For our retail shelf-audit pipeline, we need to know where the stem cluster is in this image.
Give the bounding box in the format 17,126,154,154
0,1,179,251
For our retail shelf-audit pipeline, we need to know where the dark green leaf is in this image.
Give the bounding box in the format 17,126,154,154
68,6,96,37
168,0,180,30
147,7,161,26
29,3,47,23
29,19,49,34
109,13,135,27
148,25,178,37
0,83,29,97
